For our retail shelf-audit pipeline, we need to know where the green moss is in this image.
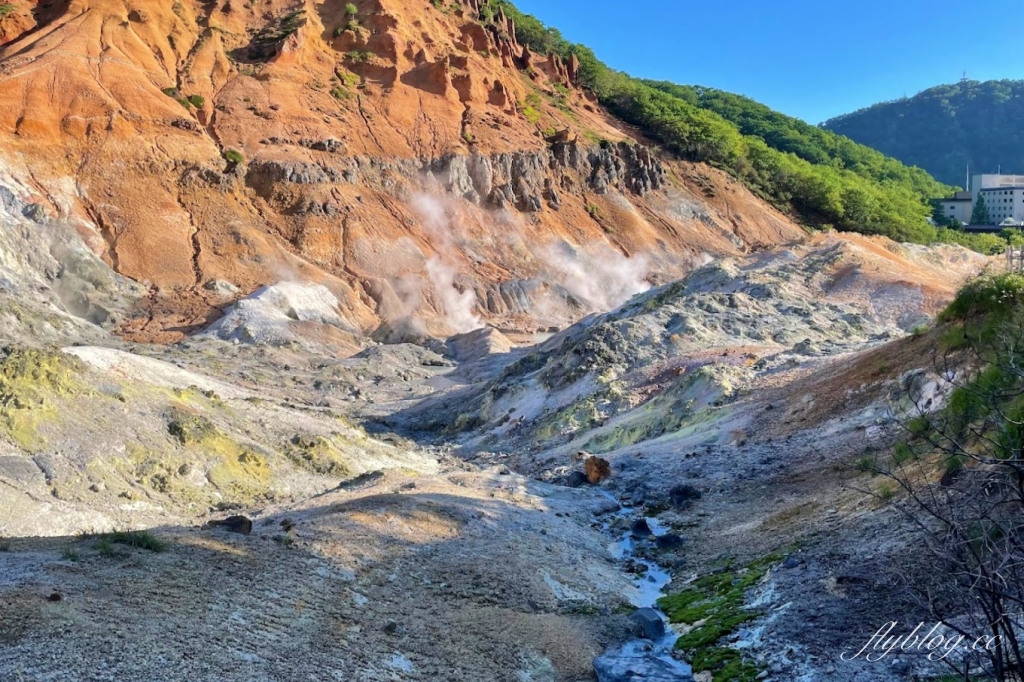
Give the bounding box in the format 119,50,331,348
344,50,373,63
658,553,781,681
164,408,271,503
690,647,762,682
522,105,541,125
206,446,270,493
455,412,486,432
186,94,205,108
223,149,244,164
0,347,84,405
128,443,190,496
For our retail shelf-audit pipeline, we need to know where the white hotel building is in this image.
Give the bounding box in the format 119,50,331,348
973,174,1024,225
938,174,1024,226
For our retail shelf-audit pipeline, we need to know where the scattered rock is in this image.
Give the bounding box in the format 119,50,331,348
629,607,666,640
564,471,588,488
630,518,652,538
585,456,612,484
623,559,648,576
21,203,47,222
655,533,684,550
204,279,240,297
383,619,399,635
47,592,63,602
792,338,820,355
594,650,694,682
206,515,253,535
668,485,702,509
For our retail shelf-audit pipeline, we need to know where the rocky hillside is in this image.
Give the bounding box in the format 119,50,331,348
395,233,987,464
0,0,808,345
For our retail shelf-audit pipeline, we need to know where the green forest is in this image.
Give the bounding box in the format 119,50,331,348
824,80,1024,190
489,1,1005,254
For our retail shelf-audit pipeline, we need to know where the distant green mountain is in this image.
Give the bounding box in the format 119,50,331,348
823,79,1024,189
494,2,1007,253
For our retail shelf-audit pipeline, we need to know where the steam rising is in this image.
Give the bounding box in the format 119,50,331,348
425,256,482,334
410,195,483,334
396,194,652,335
536,241,651,312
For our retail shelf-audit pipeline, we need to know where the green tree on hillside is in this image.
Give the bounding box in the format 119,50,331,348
872,276,1024,680
824,80,1024,188
489,0,1005,252
932,201,954,227
971,194,992,224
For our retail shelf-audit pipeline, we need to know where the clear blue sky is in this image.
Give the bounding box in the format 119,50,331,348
512,0,1024,124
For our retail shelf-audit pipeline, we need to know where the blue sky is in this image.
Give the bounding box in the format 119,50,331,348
512,0,1024,124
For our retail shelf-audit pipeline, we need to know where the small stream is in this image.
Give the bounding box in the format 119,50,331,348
594,489,694,681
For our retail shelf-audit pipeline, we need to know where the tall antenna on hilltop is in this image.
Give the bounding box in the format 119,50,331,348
962,71,968,82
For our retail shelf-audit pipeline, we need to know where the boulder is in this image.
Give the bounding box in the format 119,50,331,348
564,471,588,488
594,651,693,682
206,515,253,535
585,456,612,484
656,533,685,550
631,518,652,538
629,607,666,640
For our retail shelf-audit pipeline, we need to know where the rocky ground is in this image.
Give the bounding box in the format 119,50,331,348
1,468,640,682
0,170,993,680
0,31,1000,677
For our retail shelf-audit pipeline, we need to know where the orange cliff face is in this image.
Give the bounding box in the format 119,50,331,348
0,0,807,343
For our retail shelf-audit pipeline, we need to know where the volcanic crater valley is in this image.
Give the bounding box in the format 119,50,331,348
0,0,1000,680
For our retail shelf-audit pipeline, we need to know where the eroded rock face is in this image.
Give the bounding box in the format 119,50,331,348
0,0,807,342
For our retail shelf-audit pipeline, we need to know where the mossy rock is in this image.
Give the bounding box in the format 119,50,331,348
0,347,86,450
207,448,271,491
0,347,85,408
284,434,350,477
167,409,219,446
